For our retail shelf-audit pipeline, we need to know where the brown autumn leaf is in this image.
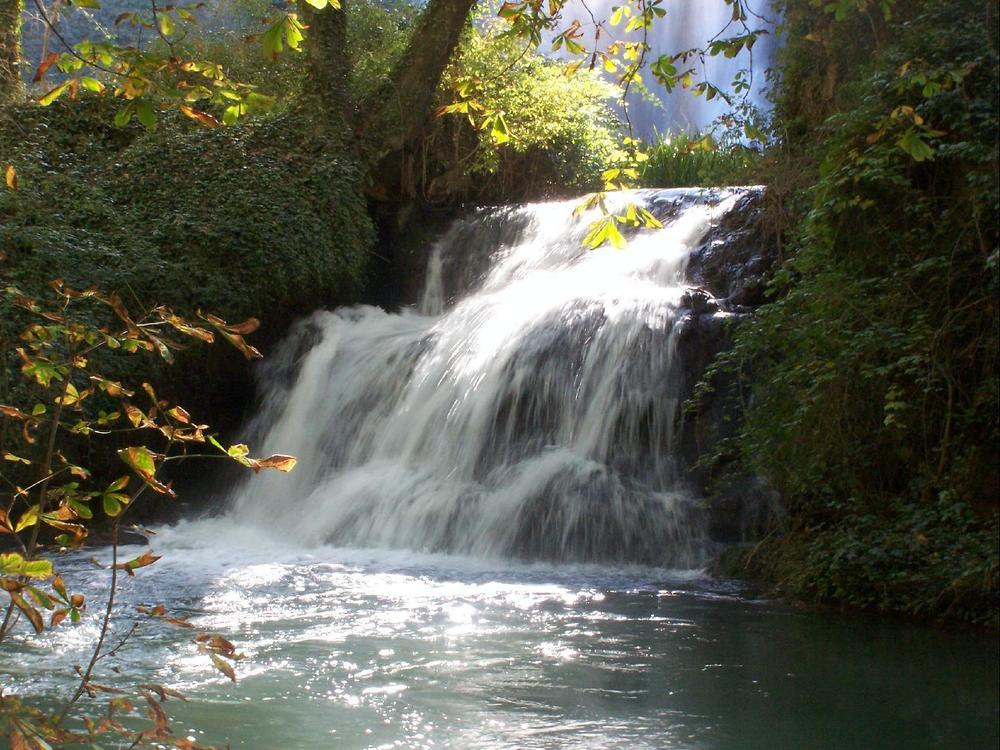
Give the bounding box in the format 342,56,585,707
172,426,207,443
199,313,262,359
100,292,142,337
203,314,260,336
48,279,99,299
91,375,134,398
43,518,87,538
165,405,192,424
8,728,35,750
154,307,214,343
179,104,220,127
0,404,32,421
87,681,125,695
196,633,238,657
11,591,44,632
140,690,171,736
209,652,236,682
253,454,298,473
139,683,188,702
51,608,69,627
124,404,156,429
113,550,162,576
141,382,165,408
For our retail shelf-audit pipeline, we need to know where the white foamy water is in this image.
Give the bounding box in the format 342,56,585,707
229,188,750,564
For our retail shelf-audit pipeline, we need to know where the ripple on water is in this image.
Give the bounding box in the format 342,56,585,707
3,538,997,750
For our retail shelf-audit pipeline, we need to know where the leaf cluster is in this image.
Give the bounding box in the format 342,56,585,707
0,277,294,747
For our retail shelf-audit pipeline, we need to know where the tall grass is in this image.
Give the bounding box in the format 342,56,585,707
639,131,759,188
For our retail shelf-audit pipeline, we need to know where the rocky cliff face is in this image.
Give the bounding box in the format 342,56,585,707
673,189,782,544
389,189,783,550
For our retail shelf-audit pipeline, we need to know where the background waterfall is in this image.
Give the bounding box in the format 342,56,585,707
228,188,756,565
553,0,780,136
18,1,779,136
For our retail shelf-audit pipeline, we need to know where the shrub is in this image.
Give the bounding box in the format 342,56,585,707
639,131,760,188
423,14,622,203
708,0,999,622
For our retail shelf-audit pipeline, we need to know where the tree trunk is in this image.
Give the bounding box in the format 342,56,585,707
0,0,24,104
361,0,477,197
300,0,351,129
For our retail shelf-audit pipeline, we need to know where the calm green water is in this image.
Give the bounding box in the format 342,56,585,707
4,520,997,749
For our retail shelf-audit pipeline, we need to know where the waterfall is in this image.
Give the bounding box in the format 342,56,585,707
556,0,780,136
229,188,757,566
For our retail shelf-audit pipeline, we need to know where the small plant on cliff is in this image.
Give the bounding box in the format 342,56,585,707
0,197,296,747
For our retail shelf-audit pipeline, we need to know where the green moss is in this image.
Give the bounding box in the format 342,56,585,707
1,99,372,323
0,98,373,480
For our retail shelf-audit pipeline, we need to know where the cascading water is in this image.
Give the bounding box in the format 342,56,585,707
555,0,781,136
229,188,754,565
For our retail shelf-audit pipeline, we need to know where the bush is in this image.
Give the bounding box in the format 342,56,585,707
0,98,373,476
709,0,999,623
423,14,622,203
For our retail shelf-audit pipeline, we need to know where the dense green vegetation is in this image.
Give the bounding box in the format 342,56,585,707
344,2,621,202
710,0,998,623
426,14,620,202
0,99,372,444
639,131,759,188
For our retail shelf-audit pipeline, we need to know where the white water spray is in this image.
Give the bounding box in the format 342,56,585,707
229,188,754,565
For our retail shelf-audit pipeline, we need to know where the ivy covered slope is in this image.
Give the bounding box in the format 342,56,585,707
717,0,998,623
0,98,373,437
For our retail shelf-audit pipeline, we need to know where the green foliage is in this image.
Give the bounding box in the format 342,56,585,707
709,0,998,622
345,0,420,102
640,131,760,188
426,15,621,202
496,0,766,115
18,0,344,128
0,98,372,435
0,280,294,748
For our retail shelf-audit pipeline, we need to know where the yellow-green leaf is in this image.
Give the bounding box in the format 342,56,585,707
22,559,53,579
38,81,72,106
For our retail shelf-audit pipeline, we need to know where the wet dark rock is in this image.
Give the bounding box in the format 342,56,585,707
687,190,779,309
678,288,720,316
675,188,781,544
